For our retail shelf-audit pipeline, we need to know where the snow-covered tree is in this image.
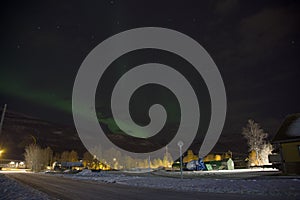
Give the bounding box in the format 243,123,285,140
60,150,78,162
124,155,135,169
104,147,121,169
163,147,173,168
89,145,103,161
60,151,70,162
24,144,53,172
42,146,53,166
152,158,163,168
83,151,94,167
242,119,268,165
69,150,78,162
259,143,273,165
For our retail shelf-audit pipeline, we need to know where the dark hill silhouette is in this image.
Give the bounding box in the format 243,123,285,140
0,109,249,161
0,110,85,160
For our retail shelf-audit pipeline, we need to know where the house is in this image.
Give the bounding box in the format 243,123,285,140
53,161,84,171
271,113,300,174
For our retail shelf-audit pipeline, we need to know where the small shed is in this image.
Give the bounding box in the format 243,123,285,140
222,158,234,170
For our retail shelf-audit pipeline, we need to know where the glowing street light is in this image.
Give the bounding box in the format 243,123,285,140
0,149,4,157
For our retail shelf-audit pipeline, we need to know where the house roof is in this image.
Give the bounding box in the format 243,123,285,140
272,113,300,143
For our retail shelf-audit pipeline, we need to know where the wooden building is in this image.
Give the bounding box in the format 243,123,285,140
271,113,300,174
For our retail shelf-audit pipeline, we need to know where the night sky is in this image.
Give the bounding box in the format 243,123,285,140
0,0,299,150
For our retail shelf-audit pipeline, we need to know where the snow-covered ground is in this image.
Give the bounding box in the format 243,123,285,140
1,169,299,199
0,173,51,200
59,169,300,198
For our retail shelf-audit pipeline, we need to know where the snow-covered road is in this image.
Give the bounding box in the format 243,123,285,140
2,169,300,200
6,173,270,200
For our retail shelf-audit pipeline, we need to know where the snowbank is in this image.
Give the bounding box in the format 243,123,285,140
60,170,300,198
0,174,50,200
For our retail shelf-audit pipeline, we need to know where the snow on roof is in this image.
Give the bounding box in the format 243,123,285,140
272,113,300,143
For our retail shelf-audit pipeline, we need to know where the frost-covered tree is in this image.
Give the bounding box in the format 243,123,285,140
83,151,94,167
259,143,273,165
60,151,70,162
42,146,53,166
152,158,163,168
69,150,78,162
242,119,268,165
124,155,135,169
163,147,173,168
60,150,78,162
89,145,103,161
104,148,121,169
24,144,53,172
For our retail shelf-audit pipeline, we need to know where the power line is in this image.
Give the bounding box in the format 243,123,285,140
0,104,7,136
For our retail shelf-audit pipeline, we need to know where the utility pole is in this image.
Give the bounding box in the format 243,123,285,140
148,154,151,174
0,104,7,136
177,141,184,180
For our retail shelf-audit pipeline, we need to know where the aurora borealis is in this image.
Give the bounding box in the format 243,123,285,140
0,1,299,148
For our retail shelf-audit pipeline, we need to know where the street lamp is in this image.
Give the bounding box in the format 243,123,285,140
113,158,117,169
0,149,4,157
177,141,184,179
